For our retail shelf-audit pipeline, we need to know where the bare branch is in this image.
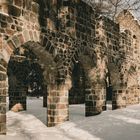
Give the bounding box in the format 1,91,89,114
84,0,140,20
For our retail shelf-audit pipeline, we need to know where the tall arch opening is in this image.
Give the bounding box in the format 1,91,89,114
7,43,47,124
3,40,69,128
68,50,107,120
68,61,86,120
69,62,86,104
105,70,113,110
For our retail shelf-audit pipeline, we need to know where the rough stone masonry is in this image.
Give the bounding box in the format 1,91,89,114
0,0,140,134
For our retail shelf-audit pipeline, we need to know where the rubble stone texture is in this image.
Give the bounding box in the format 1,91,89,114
0,0,140,134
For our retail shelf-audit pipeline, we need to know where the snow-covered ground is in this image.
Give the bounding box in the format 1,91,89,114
0,97,140,140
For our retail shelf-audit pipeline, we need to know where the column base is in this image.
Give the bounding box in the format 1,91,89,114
0,114,6,135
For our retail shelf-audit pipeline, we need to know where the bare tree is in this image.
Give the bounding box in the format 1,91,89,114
108,0,140,20
83,0,140,20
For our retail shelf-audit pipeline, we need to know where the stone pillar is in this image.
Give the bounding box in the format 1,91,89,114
85,88,105,116
112,89,126,110
125,87,140,105
47,83,69,127
43,84,47,107
9,76,27,110
0,72,7,135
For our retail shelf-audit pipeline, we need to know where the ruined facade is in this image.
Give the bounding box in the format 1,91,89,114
0,0,140,134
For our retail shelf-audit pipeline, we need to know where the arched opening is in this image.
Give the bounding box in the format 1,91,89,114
79,52,106,116
7,43,47,124
68,61,86,120
8,55,30,111
69,62,85,104
68,50,107,119
26,63,44,97
3,39,69,128
105,71,113,110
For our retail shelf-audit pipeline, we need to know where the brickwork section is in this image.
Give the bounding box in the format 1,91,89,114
0,65,7,134
112,87,140,109
0,0,140,133
104,17,120,107
126,87,140,105
85,88,106,116
112,89,126,109
47,84,69,127
116,11,140,107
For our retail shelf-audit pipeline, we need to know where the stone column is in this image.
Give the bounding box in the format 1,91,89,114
125,87,140,105
112,89,126,110
85,88,106,116
47,83,69,127
0,72,7,134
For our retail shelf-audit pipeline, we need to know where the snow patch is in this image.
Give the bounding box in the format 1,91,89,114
124,108,137,113
110,115,140,124
2,98,140,140
58,122,102,140
6,111,102,140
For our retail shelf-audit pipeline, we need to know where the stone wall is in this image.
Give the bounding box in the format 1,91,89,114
116,10,140,106
0,1,40,134
0,60,6,134
0,0,40,63
93,16,121,110
0,0,140,134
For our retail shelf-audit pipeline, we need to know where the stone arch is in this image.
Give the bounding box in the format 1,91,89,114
0,30,73,133
0,58,7,134
0,31,41,134
68,43,107,117
0,29,40,64
81,55,106,116
7,40,57,110
110,29,133,110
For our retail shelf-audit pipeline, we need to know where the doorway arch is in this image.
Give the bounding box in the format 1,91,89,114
0,30,71,133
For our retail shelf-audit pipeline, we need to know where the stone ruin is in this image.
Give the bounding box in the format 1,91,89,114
0,0,140,134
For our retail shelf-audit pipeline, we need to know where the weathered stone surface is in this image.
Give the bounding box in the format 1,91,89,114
31,2,39,14
0,0,140,134
8,5,21,17
14,0,23,7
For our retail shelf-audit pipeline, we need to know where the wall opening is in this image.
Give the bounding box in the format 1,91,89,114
105,71,113,110
69,62,86,104
69,62,86,121
27,62,45,98
106,85,113,110
7,45,47,124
